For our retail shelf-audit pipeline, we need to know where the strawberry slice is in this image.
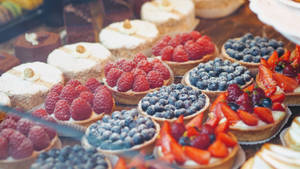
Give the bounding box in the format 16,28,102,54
253,107,274,123
280,50,291,62
160,121,173,154
243,83,254,93
186,113,204,129
176,115,184,124
208,139,229,158
273,72,298,93
184,146,211,165
186,127,200,137
217,132,237,147
215,119,229,134
272,102,285,111
264,87,277,97
270,93,285,103
170,141,186,164
267,51,279,70
210,93,227,112
206,115,220,128
114,158,127,169
260,58,270,68
128,154,146,169
220,103,240,125
237,110,258,126
257,65,277,90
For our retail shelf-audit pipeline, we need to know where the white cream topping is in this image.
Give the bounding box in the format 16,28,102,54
25,33,39,46
0,92,10,106
288,117,300,146
99,20,159,50
47,42,111,73
141,0,195,24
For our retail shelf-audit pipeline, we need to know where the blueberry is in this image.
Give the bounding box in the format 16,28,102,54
278,41,284,47
146,105,155,115
154,103,164,112
223,60,231,66
111,125,121,133
175,108,186,117
209,70,217,77
102,115,110,123
237,42,245,51
227,73,234,81
133,133,143,145
267,46,274,54
207,81,218,90
235,76,245,85
167,96,176,105
214,58,222,63
244,33,254,39
125,116,134,126
175,100,185,109
129,128,138,137
48,149,59,157
219,81,227,91
234,53,243,60
129,121,137,128
205,64,213,71
179,94,188,101
242,73,252,82
111,111,121,119
276,47,284,56
209,134,216,143
268,39,279,48
224,41,232,49
187,106,197,115
154,113,163,118
250,46,260,56
109,133,120,141
263,55,269,60
262,98,272,108
179,136,190,146
137,124,147,132
183,100,192,108
149,96,158,104
228,102,239,111
232,42,239,50
243,54,252,62
141,101,150,111
253,56,261,63
220,72,228,77
165,104,176,111
124,136,133,148
196,80,208,89
111,140,124,150
175,84,184,89
158,99,168,106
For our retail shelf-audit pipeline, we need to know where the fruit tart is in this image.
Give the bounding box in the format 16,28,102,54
0,114,61,169
30,145,112,169
242,144,300,169
283,116,300,151
141,0,199,36
152,31,218,77
209,84,287,142
182,58,253,100
82,109,160,158
103,53,174,105
222,33,285,74
0,62,64,111
38,78,115,128
99,19,159,59
155,114,239,169
47,42,113,83
138,83,209,125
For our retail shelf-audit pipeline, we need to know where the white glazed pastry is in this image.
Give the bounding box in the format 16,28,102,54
99,19,159,58
0,62,64,110
284,116,300,151
48,42,112,83
0,92,10,106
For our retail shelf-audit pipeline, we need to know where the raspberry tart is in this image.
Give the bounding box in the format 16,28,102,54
182,58,253,99
209,84,287,142
155,114,239,169
222,33,285,74
103,53,174,105
39,78,115,127
283,116,300,151
30,145,112,169
82,109,160,157
47,42,113,83
99,19,159,59
152,31,218,77
0,62,64,111
0,115,61,169
138,83,209,124
141,0,199,36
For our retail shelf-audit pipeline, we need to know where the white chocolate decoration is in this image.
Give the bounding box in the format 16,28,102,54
25,33,39,46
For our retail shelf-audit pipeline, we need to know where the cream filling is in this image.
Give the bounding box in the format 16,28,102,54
288,117,300,146
25,33,38,46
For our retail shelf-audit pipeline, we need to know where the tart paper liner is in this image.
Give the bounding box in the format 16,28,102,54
280,128,288,147
238,107,292,145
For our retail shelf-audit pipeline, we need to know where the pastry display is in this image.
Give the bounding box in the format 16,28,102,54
103,53,173,105
0,51,20,74
284,116,300,151
39,78,115,127
210,84,287,142
99,19,160,58
30,145,111,169
182,58,253,99
47,42,112,83
138,83,209,124
194,0,246,19
222,33,285,74
152,31,218,76
155,114,239,169
141,0,198,36
14,31,61,63
242,144,300,169
0,62,64,111
82,109,160,156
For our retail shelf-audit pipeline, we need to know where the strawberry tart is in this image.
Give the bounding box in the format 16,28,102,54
152,31,218,77
155,114,239,169
210,84,287,142
99,19,160,59
103,53,173,105
39,78,115,127
0,62,64,111
283,116,300,151
141,0,199,36
0,114,61,169
47,42,113,83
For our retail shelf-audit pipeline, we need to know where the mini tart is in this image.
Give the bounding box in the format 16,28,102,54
0,136,61,169
99,19,160,58
284,117,300,151
141,0,199,36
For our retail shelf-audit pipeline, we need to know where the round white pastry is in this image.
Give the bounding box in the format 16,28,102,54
0,92,10,106
287,117,300,146
0,62,64,110
48,42,112,83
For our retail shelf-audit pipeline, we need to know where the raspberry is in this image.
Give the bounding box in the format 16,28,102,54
104,62,116,76
151,58,162,65
0,137,8,159
93,89,113,114
39,116,56,139
0,118,16,130
117,72,134,92
190,31,202,41
133,75,150,92
71,98,92,121
227,84,243,103
8,131,33,159
79,91,94,106
85,78,101,93
161,46,173,61
152,36,171,56
116,59,135,72
172,45,189,62
28,126,50,151
66,79,81,88
180,33,193,44
196,36,215,56
16,119,34,136
0,128,15,139
137,60,153,73
168,34,183,47
184,40,203,60
32,109,48,118
147,70,164,88
133,53,147,64
131,68,146,78
106,68,123,87
94,85,111,97
75,85,90,95
49,84,63,95
45,91,60,114
54,100,71,121
5,113,21,122
152,62,170,80
59,85,78,104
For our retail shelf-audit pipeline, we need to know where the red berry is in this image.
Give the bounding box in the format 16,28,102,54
106,68,124,87
16,119,34,136
168,35,183,47
131,68,146,78
161,46,174,61
54,100,71,121
0,118,16,130
93,89,114,114
71,98,92,121
132,75,150,92
94,85,112,97
137,60,153,73
227,84,243,103
180,32,193,44
200,125,215,135
39,116,56,139
0,128,15,139
252,88,266,106
190,133,211,149
28,126,50,151
59,85,78,104
152,62,170,80
66,79,81,88
171,123,186,140
117,72,134,92
133,53,147,64
75,85,90,95
147,70,164,88
152,36,171,56
32,109,48,118
184,40,203,60
172,45,189,62
116,59,136,72
0,137,8,159
79,91,94,106
45,91,60,114
85,78,101,93
236,93,253,113
8,131,33,159
190,31,202,41
5,113,21,122
196,36,215,56
104,62,116,76
49,84,63,95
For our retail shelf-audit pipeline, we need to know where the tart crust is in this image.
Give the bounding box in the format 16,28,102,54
284,128,300,151
0,136,62,169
